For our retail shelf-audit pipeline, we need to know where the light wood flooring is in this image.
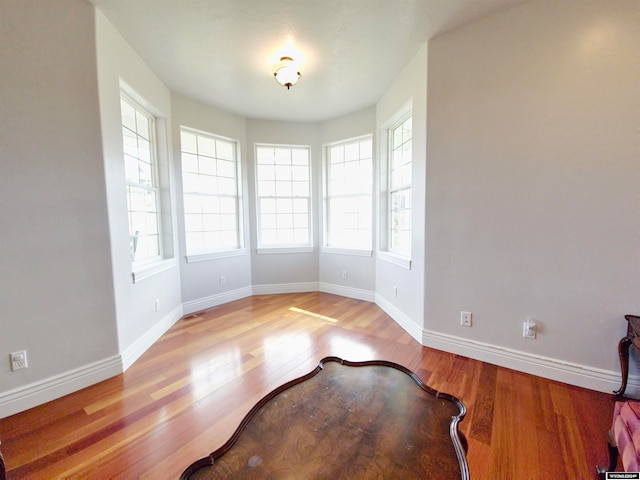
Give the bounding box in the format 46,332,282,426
0,292,616,479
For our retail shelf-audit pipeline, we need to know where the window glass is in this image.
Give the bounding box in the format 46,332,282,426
325,136,373,250
256,145,311,247
121,97,161,263
180,129,241,255
389,116,412,256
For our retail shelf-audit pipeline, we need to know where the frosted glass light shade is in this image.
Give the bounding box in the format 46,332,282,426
273,57,301,89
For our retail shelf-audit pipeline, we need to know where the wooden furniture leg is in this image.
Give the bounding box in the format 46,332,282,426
596,431,619,479
614,336,633,397
0,445,5,480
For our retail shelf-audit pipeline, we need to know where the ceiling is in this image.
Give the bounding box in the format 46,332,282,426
91,0,530,123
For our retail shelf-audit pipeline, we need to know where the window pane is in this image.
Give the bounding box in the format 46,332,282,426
277,214,293,229
261,198,276,214
124,154,140,183
344,143,359,161
199,156,216,176
186,232,203,251
200,175,217,194
202,195,219,213
258,180,275,196
275,181,292,197
185,213,203,232
293,213,307,228
291,181,308,197
291,165,307,181
293,198,307,213
121,100,136,131
182,152,199,173
182,172,201,193
218,159,235,178
262,229,277,245
181,131,197,154
291,149,308,165
218,177,236,195
135,111,150,140
278,229,294,244
275,165,292,181
202,214,219,231
258,164,275,181
276,198,293,213
219,196,236,214
198,136,216,157
217,140,233,160
293,229,308,243
262,214,277,229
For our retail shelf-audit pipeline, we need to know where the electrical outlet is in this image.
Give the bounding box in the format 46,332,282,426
10,350,28,371
461,311,472,327
523,320,537,339
219,276,226,286
341,270,347,280
393,286,398,297
154,299,160,312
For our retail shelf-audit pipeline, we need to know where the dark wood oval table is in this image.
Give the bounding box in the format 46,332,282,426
181,357,469,479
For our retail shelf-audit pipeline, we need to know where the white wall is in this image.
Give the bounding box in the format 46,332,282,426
171,94,253,312
0,0,119,415
95,12,183,364
375,44,428,341
425,0,639,389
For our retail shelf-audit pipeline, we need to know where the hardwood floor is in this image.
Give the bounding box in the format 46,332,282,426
1,292,615,479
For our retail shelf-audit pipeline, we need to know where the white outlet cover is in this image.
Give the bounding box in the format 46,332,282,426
523,321,537,339
10,350,28,371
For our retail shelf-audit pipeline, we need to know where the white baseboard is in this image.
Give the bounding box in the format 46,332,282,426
374,293,423,343
421,329,637,395
120,305,184,371
252,282,320,295
182,286,253,315
0,355,122,419
372,294,635,395
319,282,375,302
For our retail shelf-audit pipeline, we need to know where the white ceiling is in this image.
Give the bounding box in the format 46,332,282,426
91,0,530,122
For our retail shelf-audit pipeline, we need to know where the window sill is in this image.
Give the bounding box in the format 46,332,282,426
132,258,177,283
378,251,412,270
257,246,314,255
186,249,246,263
321,247,373,257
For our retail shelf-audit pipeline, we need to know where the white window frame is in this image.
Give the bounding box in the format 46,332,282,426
120,86,176,283
255,143,313,254
121,94,162,262
322,135,373,256
378,107,412,270
180,127,244,263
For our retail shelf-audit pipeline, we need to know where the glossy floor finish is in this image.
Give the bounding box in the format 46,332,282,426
1,293,615,479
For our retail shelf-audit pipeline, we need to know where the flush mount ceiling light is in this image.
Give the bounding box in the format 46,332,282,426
273,56,301,90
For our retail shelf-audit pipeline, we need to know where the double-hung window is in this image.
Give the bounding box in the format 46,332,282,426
325,136,373,252
255,145,311,250
388,115,412,257
180,128,242,258
121,96,161,265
